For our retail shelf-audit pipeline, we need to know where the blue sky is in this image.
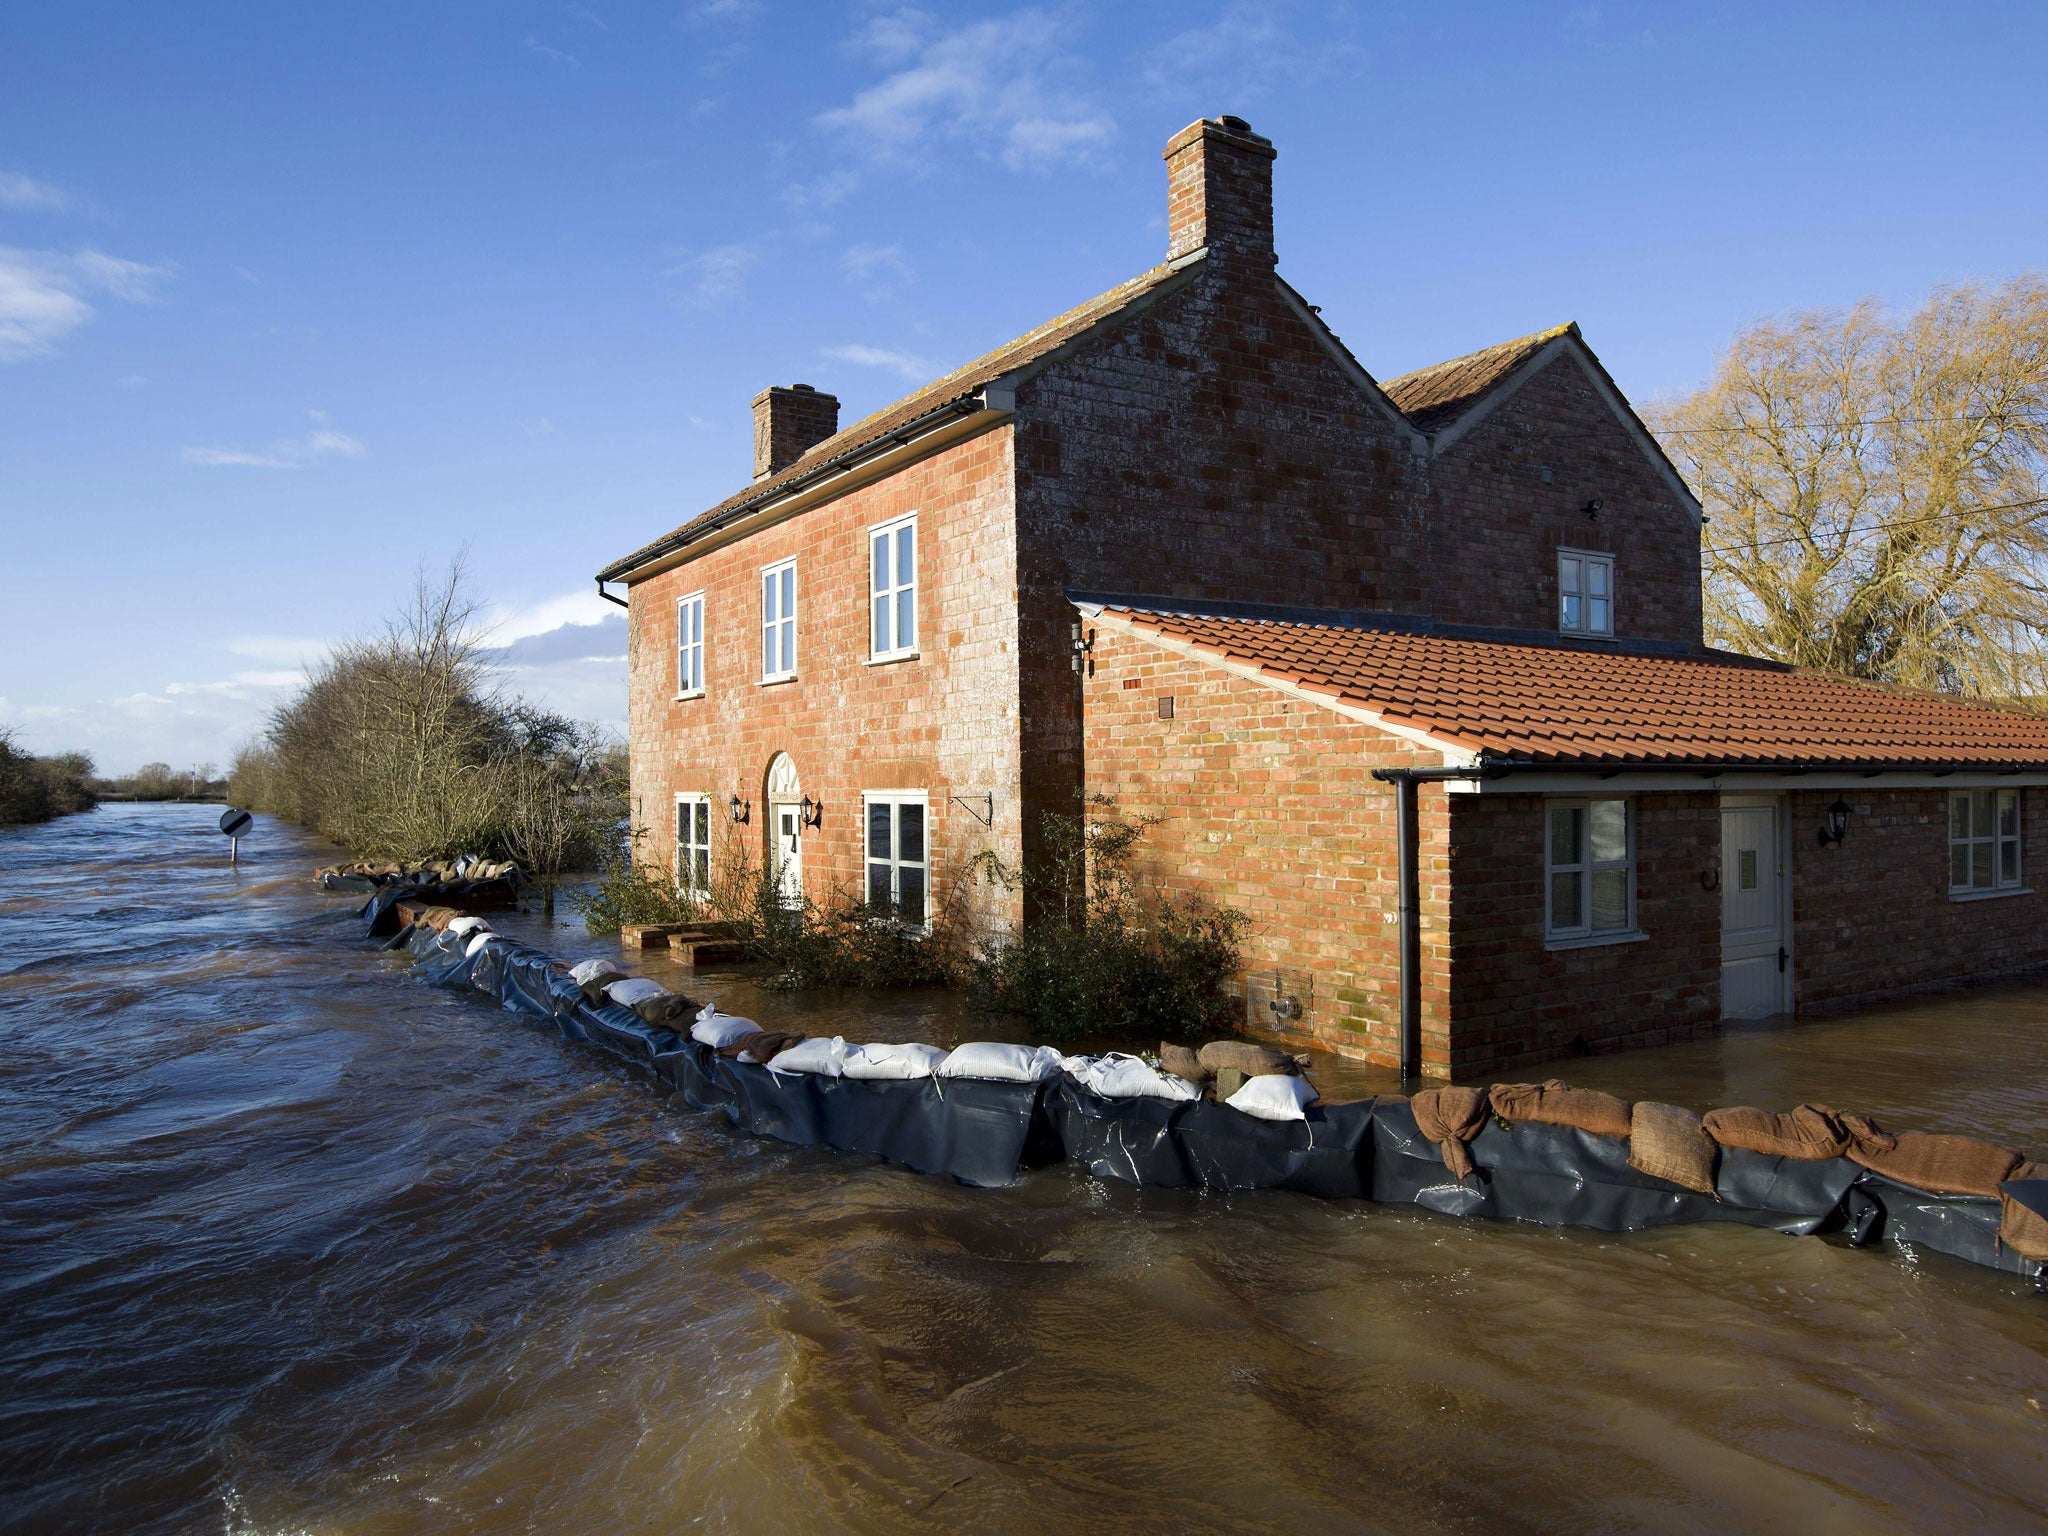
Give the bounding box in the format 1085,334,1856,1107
4,1,2045,773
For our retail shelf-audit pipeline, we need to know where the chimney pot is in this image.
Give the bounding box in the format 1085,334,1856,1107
751,383,840,480
1162,115,1275,266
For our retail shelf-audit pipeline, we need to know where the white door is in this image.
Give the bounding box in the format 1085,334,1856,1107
772,803,803,906
1720,800,1788,1018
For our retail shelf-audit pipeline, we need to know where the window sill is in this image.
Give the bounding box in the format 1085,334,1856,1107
1545,928,1648,952
863,650,921,667
1948,885,2032,903
673,689,705,702
757,674,799,688
1557,630,1619,644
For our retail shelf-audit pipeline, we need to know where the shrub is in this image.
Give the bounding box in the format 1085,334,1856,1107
0,730,96,826
969,798,1249,1043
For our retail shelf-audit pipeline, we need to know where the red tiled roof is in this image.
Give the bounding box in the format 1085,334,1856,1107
1381,323,1574,435
1100,606,2048,768
598,257,1200,582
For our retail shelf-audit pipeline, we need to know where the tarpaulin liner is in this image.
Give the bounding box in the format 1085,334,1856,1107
1846,1173,2048,1280
1045,1079,1194,1188
1172,1098,1377,1199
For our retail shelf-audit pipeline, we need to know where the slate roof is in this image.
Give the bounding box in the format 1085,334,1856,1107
1381,323,1576,435
1096,604,2048,768
598,257,1199,582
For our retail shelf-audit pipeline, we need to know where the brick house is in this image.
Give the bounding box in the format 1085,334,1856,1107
599,116,2048,1078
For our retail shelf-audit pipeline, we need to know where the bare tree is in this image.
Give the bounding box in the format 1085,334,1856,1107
1650,276,2048,699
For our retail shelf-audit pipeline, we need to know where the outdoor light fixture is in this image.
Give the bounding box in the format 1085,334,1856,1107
1818,798,1852,847
1582,497,1604,520
728,795,751,825
799,795,822,829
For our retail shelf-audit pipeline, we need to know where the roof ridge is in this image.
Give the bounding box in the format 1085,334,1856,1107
1380,322,1577,435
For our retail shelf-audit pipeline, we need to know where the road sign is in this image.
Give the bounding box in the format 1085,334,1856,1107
219,808,253,837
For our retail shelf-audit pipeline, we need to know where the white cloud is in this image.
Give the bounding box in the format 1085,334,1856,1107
221,635,332,668
485,588,617,646
1,668,301,778
667,244,758,309
0,172,73,213
822,343,933,382
0,246,167,363
1138,3,1360,104
182,410,365,469
523,33,579,66
815,8,1114,175
841,241,914,301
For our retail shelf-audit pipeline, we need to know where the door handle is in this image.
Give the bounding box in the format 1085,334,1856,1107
1777,946,1788,972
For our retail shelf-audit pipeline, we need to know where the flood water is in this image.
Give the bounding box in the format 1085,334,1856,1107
4,804,2046,1534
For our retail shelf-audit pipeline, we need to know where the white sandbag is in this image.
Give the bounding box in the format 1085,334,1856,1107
1073,1052,1201,1102
936,1042,1065,1084
691,1011,760,1049
842,1042,949,1080
464,930,497,958
1225,1072,1320,1121
604,977,669,1011
446,915,490,938
570,957,623,988
766,1036,848,1076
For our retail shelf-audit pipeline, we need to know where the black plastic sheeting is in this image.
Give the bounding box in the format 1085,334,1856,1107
361,898,2045,1284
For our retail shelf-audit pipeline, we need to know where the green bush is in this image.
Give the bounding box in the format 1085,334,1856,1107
969,798,1249,1043
0,730,96,826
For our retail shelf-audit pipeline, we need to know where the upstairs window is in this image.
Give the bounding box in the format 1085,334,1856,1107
761,559,797,681
1950,789,2021,893
1547,798,1635,940
1559,549,1614,637
676,592,704,696
870,514,918,660
675,794,712,900
864,792,928,928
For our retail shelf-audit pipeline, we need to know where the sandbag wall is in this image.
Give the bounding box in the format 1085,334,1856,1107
359,894,2048,1286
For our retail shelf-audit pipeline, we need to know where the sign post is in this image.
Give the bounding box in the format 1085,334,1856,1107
219,807,253,865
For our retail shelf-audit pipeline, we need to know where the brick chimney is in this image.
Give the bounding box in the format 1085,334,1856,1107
1163,115,1275,266
751,383,839,480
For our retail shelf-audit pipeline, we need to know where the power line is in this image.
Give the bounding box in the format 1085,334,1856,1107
1700,496,2048,559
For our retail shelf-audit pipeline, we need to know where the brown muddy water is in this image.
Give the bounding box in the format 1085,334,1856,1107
4,804,2047,1534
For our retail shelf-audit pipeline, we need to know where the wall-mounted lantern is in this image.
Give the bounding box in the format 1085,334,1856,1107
1817,798,1852,847
799,795,822,829
729,794,751,826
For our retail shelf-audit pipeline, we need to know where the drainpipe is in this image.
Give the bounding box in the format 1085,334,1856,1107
1371,762,1516,1081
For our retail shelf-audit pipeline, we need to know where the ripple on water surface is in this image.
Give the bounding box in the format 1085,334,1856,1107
2,804,2046,1535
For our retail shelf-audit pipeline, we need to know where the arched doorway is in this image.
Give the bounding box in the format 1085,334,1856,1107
764,752,803,906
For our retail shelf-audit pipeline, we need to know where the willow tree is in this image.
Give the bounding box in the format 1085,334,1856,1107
1651,276,2048,700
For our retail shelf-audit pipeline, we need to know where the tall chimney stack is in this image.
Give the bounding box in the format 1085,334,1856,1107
1163,116,1275,266
751,383,840,480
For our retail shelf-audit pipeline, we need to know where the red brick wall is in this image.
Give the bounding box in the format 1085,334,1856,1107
1078,620,1440,1067
624,424,1023,929
1013,263,1430,875
1424,348,1703,646
1444,791,1722,1077
1790,787,2048,1012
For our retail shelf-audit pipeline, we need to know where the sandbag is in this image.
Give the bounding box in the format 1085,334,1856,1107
417,906,461,932
570,957,626,1005
1489,1080,1632,1139
446,915,491,938
1628,1101,1718,1196
938,1042,1065,1083
463,930,497,958
1998,1166,2048,1261
1702,1104,1849,1160
1410,1085,1488,1181
722,1029,804,1064
1159,1043,1211,1085
842,1042,949,1080
767,1036,848,1076
1198,1040,1300,1077
691,1011,761,1049
1849,1131,2023,1199
1069,1053,1201,1103
1225,1073,1320,1121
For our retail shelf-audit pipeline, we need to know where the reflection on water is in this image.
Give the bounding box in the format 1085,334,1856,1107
3,804,2045,1535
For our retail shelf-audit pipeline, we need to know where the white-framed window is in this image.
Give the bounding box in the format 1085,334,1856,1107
760,559,797,681
1546,797,1634,940
869,513,918,660
676,592,704,697
1950,788,2021,893
863,792,928,928
675,793,712,900
1559,548,1614,637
